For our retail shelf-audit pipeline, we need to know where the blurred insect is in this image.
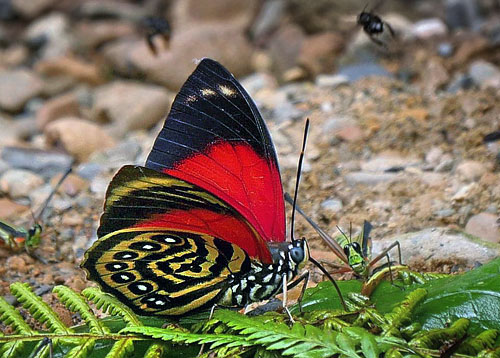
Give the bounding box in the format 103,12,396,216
143,16,171,55
285,193,403,285
357,3,395,47
0,166,72,257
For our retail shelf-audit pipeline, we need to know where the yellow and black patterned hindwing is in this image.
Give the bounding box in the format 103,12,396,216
81,228,251,316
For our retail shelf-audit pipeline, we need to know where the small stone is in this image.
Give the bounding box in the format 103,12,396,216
316,74,349,88
445,0,482,30
24,12,74,59
422,59,449,94
44,117,116,162
92,81,172,135
89,138,142,169
337,62,393,82
0,198,28,220
344,172,399,185
35,56,103,86
11,0,57,19
335,125,364,142
468,60,500,89
465,213,500,243
1,147,73,179
0,69,43,112
320,199,343,213
434,208,456,218
425,147,444,165
456,160,487,181
77,0,149,22
75,20,135,49
36,91,81,129
435,154,454,172
437,42,454,57
6,256,28,274
411,18,448,39
361,152,419,172
76,162,103,181
0,169,44,199
452,183,479,201
58,173,88,197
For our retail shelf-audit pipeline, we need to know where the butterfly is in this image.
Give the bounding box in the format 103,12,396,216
81,59,345,318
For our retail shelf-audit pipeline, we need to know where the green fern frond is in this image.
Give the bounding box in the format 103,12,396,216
82,287,142,326
53,286,109,335
143,342,166,358
122,326,251,350
65,338,96,358
107,338,135,358
213,310,343,357
0,296,34,334
382,288,427,336
10,283,71,334
410,318,469,349
478,345,500,358
457,329,499,355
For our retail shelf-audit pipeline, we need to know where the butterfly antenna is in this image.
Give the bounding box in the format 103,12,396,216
290,119,310,242
35,164,73,222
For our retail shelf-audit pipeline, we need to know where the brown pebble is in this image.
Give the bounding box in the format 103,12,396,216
6,256,28,274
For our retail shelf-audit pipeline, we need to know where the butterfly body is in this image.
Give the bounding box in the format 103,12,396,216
82,59,312,317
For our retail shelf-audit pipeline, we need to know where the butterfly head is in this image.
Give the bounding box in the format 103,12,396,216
289,237,309,271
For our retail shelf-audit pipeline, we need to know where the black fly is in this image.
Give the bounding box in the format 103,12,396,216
357,4,395,47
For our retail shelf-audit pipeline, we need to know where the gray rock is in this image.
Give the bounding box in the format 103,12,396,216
1,147,73,179
337,63,393,82
0,69,43,112
77,0,149,22
76,162,104,181
344,172,399,185
251,0,285,39
468,60,500,88
445,0,482,30
437,42,454,57
11,0,57,19
361,153,420,172
372,228,500,266
89,138,142,170
24,12,74,59
0,169,45,199
321,198,343,212
411,18,448,39
446,72,474,93
434,208,456,218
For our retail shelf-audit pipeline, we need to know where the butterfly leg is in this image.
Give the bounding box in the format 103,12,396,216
282,274,295,324
197,304,219,357
286,271,309,314
29,337,53,358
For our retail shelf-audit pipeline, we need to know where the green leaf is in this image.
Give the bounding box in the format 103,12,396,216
372,258,500,334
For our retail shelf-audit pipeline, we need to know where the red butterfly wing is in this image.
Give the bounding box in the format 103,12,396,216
144,59,285,254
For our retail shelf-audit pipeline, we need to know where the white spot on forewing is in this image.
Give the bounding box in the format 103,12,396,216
218,84,236,97
122,254,132,259
120,275,130,281
113,264,122,269
143,244,154,250
164,237,176,243
155,300,165,306
201,88,216,97
137,285,148,291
